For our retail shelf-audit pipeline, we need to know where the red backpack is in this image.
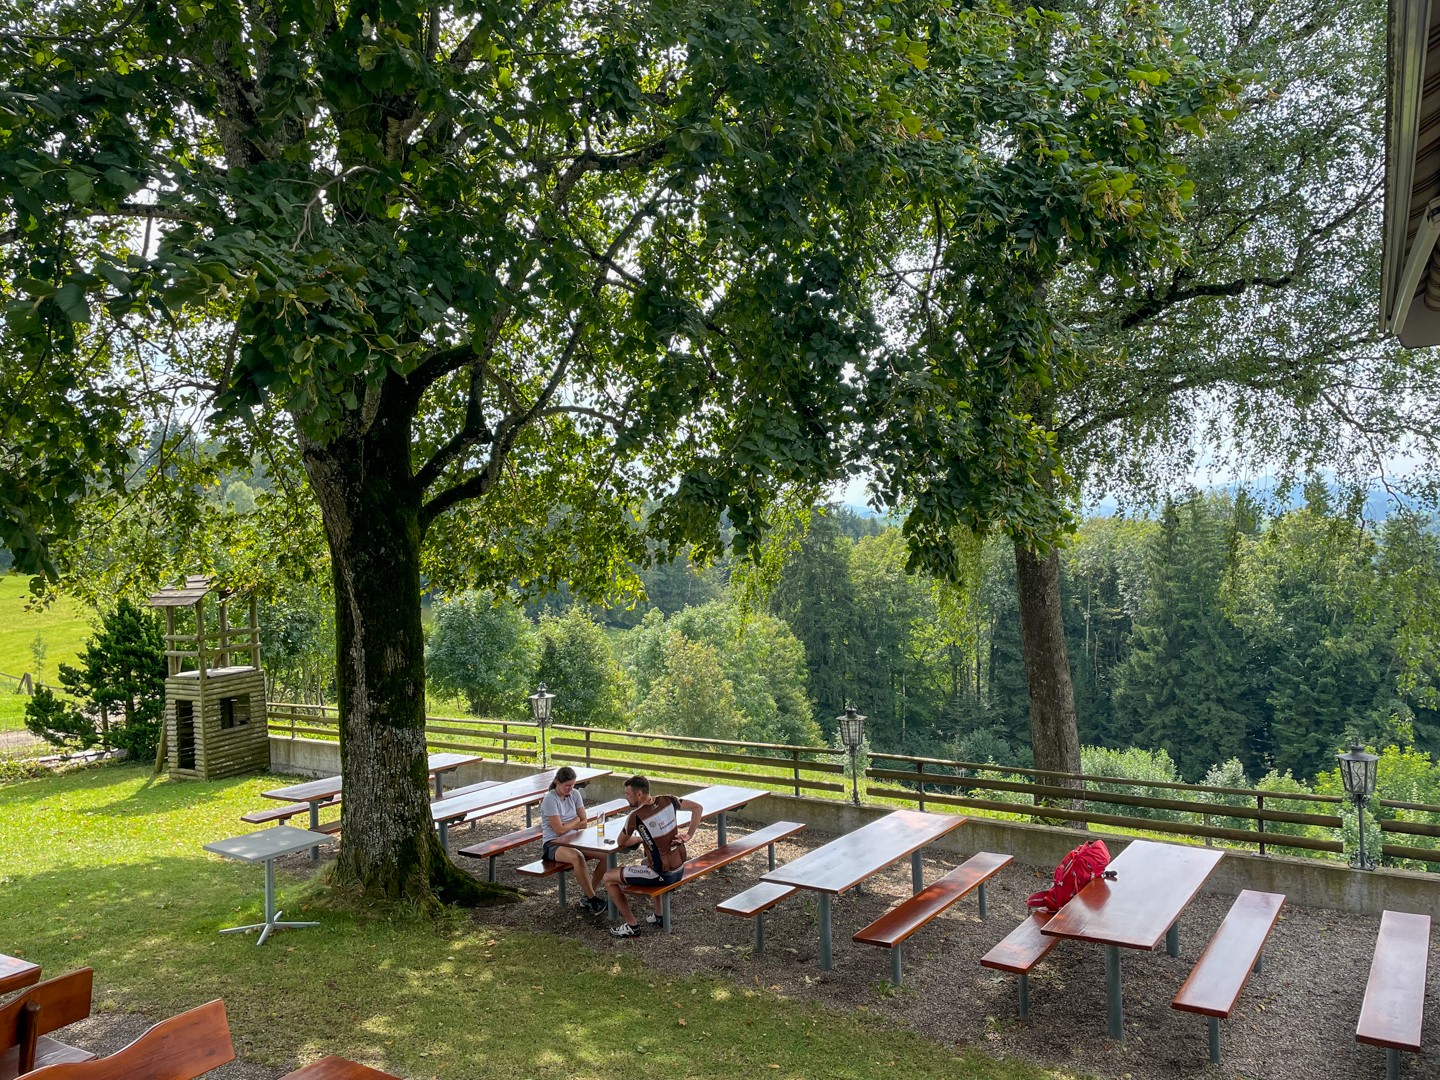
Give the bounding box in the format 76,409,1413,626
1026,839,1111,912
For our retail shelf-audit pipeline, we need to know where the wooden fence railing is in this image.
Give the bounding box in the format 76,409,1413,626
267,702,539,763
549,724,847,796
864,752,1347,856
267,705,1440,865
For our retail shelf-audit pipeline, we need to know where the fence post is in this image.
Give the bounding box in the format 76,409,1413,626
792,750,801,798
290,708,296,740
502,723,509,764
916,760,926,812
1256,794,1266,856
585,728,592,767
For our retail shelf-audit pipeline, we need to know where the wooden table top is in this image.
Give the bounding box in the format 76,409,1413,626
431,766,611,825
759,809,966,895
263,753,488,803
1041,839,1224,950
555,810,695,857
0,953,40,995
425,752,482,774
686,784,769,818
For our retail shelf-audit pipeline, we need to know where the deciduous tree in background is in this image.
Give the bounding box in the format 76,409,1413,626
3,0,923,902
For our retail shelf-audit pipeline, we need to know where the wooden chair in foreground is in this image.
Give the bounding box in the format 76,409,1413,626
0,968,95,1079
23,999,233,1080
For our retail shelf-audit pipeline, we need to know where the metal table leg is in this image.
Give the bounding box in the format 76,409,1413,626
219,858,319,946
433,773,445,800
891,946,903,986
308,801,321,861
1165,920,1180,958
819,893,833,970
1105,944,1123,1039
717,811,728,846
438,821,450,856
911,850,923,894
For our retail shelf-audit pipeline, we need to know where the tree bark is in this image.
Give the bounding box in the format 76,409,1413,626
302,393,510,905
1013,540,1084,816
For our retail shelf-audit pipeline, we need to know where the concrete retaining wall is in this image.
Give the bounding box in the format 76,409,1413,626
269,736,1440,918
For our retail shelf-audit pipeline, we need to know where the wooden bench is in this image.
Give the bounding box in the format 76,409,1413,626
716,882,798,955
623,821,808,933
277,1056,403,1079
0,968,95,1079
242,797,339,827
1356,909,1431,1080
462,797,629,883
24,998,233,1080
852,851,1011,985
979,912,1062,1018
0,954,40,996
1172,889,1285,1064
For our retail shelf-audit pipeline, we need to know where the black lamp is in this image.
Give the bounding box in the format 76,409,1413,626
1337,741,1379,870
529,683,555,767
837,702,867,806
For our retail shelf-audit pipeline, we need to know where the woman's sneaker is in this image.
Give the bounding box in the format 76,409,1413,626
609,922,642,939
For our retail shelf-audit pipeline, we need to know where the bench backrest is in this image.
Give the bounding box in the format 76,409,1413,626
0,968,94,1071
25,999,234,1080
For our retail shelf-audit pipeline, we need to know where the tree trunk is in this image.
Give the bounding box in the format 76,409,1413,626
302,398,510,906
1013,541,1084,818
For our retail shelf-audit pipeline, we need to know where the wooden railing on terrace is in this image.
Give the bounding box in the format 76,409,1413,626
266,705,1440,865
549,724,847,796
268,702,538,763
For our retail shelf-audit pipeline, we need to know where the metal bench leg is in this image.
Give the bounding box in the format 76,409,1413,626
557,874,567,906
1105,944,1124,1040
1207,1017,1220,1064
977,882,988,919
768,843,776,871
891,946,903,987
819,894,833,970
1387,1049,1399,1080
755,913,765,955
1018,974,1030,1018
1165,920,1180,958
488,856,497,884
438,824,450,857
525,805,533,827
662,893,673,934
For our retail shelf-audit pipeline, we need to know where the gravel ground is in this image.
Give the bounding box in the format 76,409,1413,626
44,809,1440,1080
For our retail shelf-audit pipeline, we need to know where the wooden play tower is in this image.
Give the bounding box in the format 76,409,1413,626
148,575,270,779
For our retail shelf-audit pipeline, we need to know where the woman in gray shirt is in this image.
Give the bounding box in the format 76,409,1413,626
540,766,606,914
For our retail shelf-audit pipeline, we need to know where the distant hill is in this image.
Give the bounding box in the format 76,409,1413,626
1086,478,1422,522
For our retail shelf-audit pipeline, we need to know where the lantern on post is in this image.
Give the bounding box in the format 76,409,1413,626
529,684,556,767
837,702,867,806
1337,741,1379,871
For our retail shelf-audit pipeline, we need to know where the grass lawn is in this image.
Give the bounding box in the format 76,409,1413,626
0,574,95,729
0,764,1068,1080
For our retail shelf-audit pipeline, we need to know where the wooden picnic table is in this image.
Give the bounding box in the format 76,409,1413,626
262,752,484,858
0,953,40,995
679,784,769,844
430,766,611,855
1042,838,1224,1039
760,809,966,969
